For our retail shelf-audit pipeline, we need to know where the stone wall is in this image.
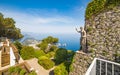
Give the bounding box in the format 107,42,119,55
85,6,120,61
69,6,120,75
69,52,93,75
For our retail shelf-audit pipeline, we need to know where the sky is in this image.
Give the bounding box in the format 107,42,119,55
0,0,90,34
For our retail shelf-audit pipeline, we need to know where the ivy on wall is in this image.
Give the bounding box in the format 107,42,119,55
85,0,120,19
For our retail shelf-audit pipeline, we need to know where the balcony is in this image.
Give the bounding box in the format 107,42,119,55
85,58,120,75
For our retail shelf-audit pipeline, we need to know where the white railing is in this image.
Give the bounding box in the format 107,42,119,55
85,58,120,75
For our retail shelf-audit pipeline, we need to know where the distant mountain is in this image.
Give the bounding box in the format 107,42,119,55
22,38,40,45
20,32,41,45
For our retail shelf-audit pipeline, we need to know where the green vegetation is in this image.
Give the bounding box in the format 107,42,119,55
69,63,74,72
87,27,93,32
89,48,95,53
42,36,58,44
37,42,48,51
28,71,37,75
14,41,23,50
9,67,22,75
54,48,68,64
20,46,35,60
34,50,45,58
45,51,55,58
0,13,23,39
20,69,26,75
37,36,58,53
8,66,37,75
54,63,68,75
18,36,75,74
38,56,55,70
102,50,108,56
66,50,75,72
8,67,16,74
54,49,75,74
14,41,23,53
85,0,120,19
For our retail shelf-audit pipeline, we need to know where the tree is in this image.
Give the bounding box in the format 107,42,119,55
20,46,35,60
54,48,68,64
54,63,68,75
37,42,48,51
0,13,23,40
14,41,23,53
37,36,59,53
42,36,58,44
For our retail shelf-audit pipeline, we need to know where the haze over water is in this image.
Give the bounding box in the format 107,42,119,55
0,0,90,51
23,32,80,51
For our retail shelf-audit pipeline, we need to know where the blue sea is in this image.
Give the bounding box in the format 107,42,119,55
22,32,80,51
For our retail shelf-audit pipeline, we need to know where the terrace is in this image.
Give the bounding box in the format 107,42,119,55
85,58,120,75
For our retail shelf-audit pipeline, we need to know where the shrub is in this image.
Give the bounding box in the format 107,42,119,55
8,66,36,75
54,63,68,75
38,56,55,70
85,0,120,19
85,0,106,19
20,46,35,60
54,48,68,64
66,50,75,72
8,67,15,74
69,64,74,72
50,45,58,51
20,69,26,75
34,50,45,58
45,51,55,58
67,50,75,58
14,67,21,73
8,67,21,74
28,71,37,75
14,41,23,51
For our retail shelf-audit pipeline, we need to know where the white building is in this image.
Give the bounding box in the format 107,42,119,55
0,37,20,68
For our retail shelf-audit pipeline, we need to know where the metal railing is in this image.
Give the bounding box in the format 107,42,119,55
85,58,120,75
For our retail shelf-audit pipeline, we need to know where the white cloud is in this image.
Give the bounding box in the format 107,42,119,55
0,7,84,33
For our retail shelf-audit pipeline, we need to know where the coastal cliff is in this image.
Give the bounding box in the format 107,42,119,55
69,0,120,75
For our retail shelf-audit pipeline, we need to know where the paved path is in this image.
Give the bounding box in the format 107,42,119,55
25,58,55,75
